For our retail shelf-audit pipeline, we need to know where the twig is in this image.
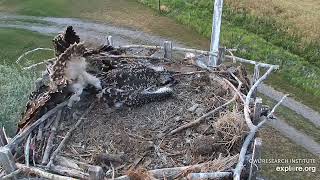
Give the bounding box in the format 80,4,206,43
24,134,32,167
169,95,237,135
16,48,54,65
42,110,62,165
44,165,89,179
225,55,279,69
267,94,289,118
187,172,232,180
169,75,243,136
233,94,288,180
37,123,44,141
46,102,96,168
23,58,56,70
244,66,277,130
224,73,246,105
16,163,77,180
111,162,115,180
6,101,68,151
1,169,22,180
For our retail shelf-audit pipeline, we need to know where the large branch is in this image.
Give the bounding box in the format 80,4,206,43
6,101,68,151
42,110,62,165
16,163,77,180
46,102,96,168
233,94,288,180
244,66,277,130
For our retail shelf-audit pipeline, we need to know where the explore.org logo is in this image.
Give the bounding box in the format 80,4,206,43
249,158,316,164
249,158,317,173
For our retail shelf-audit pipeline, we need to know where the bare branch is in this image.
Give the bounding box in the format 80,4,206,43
16,163,78,180
268,94,289,118
23,58,56,70
46,102,96,168
42,110,62,165
233,94,288,180
6,101,68,151
24,134,32,167
16,48,54,65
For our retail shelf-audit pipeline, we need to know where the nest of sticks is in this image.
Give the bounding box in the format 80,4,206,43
0,27,280,180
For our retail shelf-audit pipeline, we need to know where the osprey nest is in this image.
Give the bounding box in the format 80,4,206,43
1,26,279,180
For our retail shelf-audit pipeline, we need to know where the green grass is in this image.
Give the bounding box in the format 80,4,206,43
137,0,320,110
0,65,38,135
0,28,52,135
260,126,320,180
0,28,53,65
260,94,320,143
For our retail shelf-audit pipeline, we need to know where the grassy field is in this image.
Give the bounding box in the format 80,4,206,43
0,28,52,135
137,0,320,112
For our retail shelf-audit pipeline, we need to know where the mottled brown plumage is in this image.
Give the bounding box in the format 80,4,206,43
101,62,173,107
52,26,80,56
18,43,88,132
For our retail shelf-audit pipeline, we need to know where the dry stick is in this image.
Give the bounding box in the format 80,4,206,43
169,76,243,135
24,134,32,167
267,94,289,118
233,95,288,180
37,123,44,141
46,165,89,179
244,66,277,130
16,48,54,66
23,58,56,70
6,101,68,151
226,72,246,105
1,169,22,180
115,159,234,180
225,55,279,69
187,172,232,180
46,102,96,168
169,95,237,135
42,110,62,165
16,163,77,180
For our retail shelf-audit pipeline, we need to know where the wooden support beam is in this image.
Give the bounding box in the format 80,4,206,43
163,41,172,59
217,47,226,65
0,147,17,179
251,64,260,99
88,166,104,180
253,98,263,125
248,138,262,180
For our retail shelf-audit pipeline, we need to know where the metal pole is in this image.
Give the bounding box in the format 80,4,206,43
209,0,224,67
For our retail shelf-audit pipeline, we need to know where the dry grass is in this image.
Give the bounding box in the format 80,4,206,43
214,111,249,151
226,0,320,41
